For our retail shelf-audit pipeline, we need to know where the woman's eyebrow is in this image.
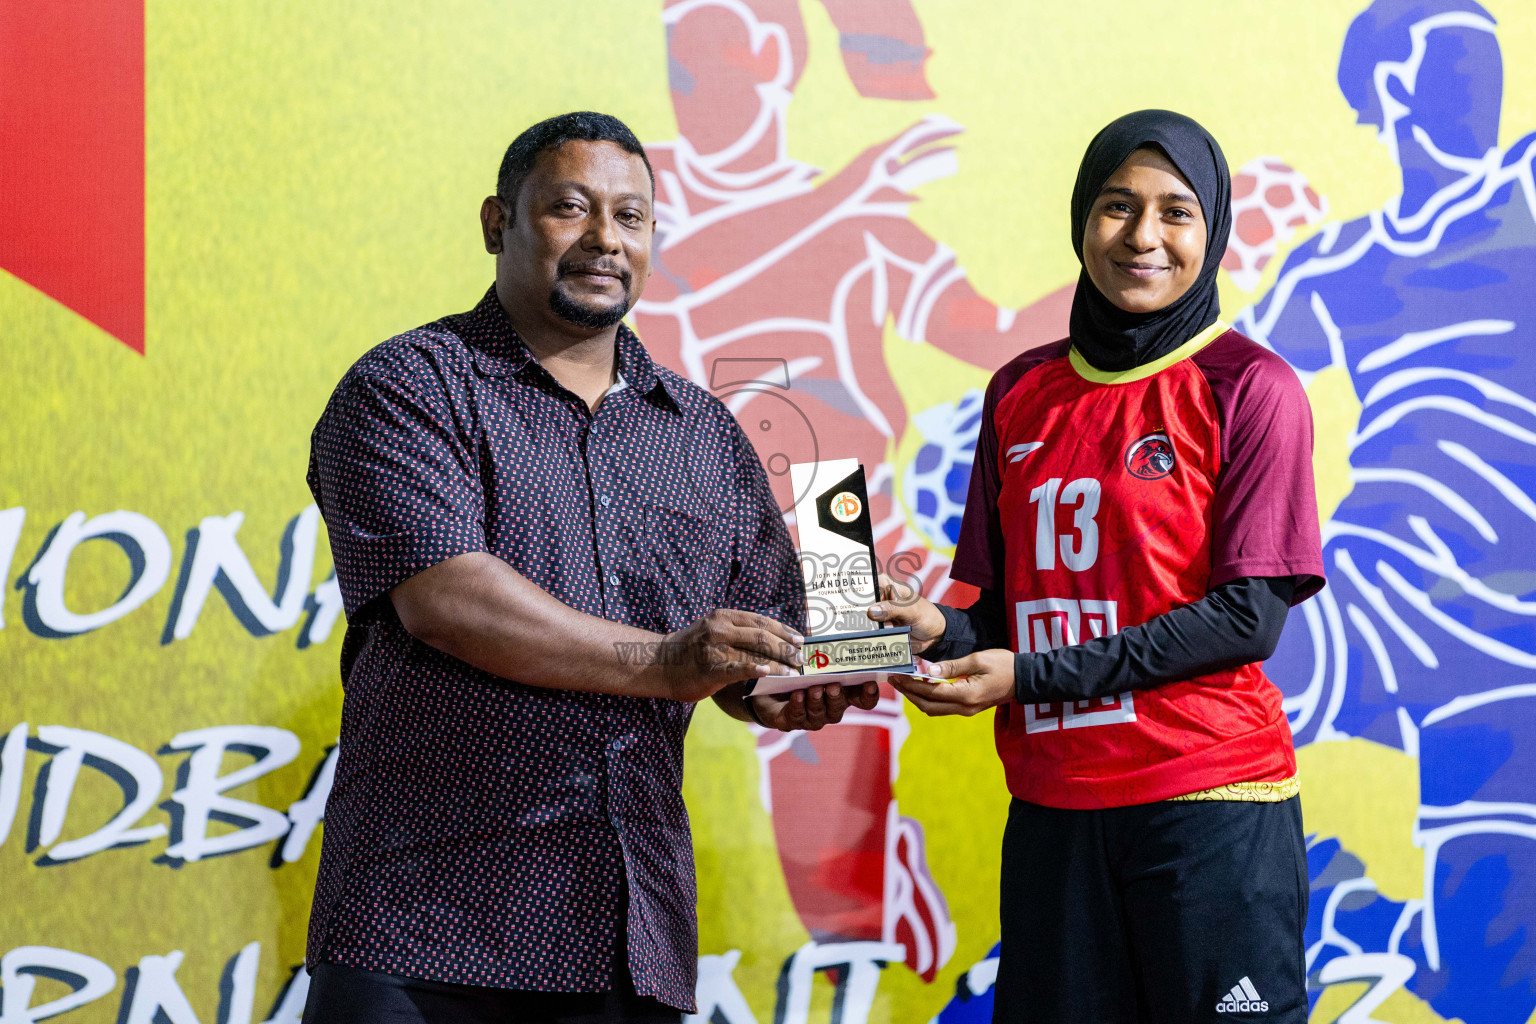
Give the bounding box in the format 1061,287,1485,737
1097,184,1199,205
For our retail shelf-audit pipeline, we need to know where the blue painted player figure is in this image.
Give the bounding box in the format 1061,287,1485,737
1239,2,1536,1020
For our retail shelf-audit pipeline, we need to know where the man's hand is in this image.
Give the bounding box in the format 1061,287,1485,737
749,681,881,731
867,574,947,654
889,650,1015,716
659,609,803,703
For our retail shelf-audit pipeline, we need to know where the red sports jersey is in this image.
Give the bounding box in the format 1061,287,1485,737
951,322,1325,809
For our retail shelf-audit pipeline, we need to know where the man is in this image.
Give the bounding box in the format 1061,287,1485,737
302,111,877,1023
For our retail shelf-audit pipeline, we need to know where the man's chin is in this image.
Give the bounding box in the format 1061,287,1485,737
548,289,629,330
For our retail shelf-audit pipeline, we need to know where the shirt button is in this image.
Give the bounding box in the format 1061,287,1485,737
599,494,612,507
607,573,620,586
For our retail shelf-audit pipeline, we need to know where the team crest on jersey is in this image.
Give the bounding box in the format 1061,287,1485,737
1125,432,1175,480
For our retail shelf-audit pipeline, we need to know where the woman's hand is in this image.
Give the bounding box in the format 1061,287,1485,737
890,650,1016,716
867,574,948,654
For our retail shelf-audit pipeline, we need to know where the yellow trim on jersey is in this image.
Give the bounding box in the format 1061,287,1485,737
1068,319,1230,385
1167,775,1301,803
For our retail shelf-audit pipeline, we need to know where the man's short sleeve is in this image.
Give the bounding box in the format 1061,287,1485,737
308,366,488,618
1201,343,1326,603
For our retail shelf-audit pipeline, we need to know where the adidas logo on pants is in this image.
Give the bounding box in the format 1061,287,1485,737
1216,976,1270,1013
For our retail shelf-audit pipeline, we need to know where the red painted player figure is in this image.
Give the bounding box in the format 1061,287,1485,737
634,0,1071,984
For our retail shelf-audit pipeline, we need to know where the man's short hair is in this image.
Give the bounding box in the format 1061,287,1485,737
496,111,655,214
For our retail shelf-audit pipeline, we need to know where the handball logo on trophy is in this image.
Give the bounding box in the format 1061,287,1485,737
830,491,862,523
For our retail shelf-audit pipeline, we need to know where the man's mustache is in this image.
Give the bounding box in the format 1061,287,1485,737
558,259,631,287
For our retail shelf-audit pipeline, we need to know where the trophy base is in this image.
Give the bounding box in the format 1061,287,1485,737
745,627,914,697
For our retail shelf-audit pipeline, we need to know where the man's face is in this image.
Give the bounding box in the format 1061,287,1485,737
484,140,655,332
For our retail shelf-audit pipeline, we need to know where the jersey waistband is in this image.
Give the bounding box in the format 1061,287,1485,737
1166,775,1300,803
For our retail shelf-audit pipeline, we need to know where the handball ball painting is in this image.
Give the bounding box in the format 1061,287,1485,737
4,0,1536,1022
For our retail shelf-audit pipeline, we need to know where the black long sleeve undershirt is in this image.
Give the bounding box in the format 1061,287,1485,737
926,576,1296,705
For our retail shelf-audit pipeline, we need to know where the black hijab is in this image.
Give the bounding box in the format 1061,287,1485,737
1068,110,1232,372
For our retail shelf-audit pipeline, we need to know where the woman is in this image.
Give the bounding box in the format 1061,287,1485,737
872,110,1324,1022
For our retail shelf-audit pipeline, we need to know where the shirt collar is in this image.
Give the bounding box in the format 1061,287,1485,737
466,286,532,377
467,285,677,408
1067,319,1229,386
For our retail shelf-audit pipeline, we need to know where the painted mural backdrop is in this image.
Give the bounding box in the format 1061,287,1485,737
3,1,1535,1021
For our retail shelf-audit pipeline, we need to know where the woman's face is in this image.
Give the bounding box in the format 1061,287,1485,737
1082,147,1207,314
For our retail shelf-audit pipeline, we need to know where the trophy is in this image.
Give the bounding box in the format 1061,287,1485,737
748,458,916,696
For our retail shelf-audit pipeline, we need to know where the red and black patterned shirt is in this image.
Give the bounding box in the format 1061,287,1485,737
305,287,802,1011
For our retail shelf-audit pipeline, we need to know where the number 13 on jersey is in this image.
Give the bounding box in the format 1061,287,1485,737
1030,477,1101,571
